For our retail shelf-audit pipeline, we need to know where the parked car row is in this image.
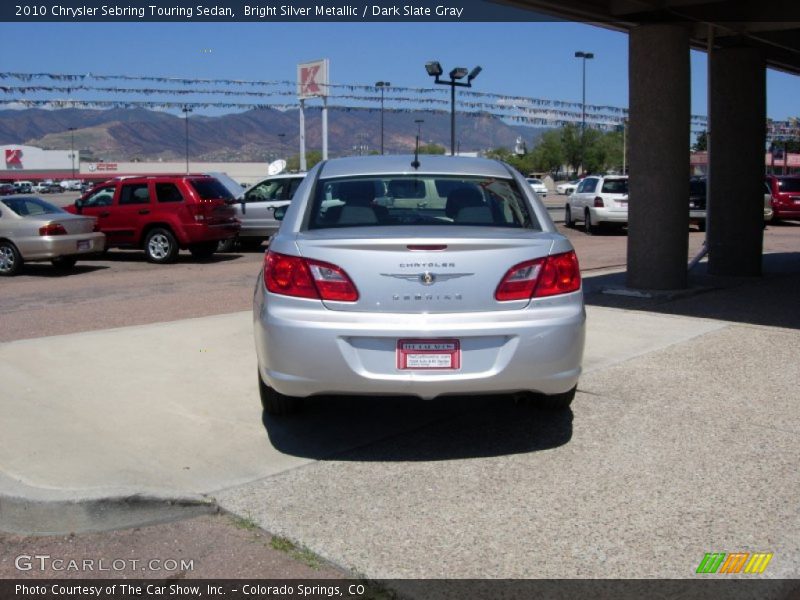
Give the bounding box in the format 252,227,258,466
1,174,240,275
0,180,96,195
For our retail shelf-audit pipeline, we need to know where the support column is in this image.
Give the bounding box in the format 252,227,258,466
627,24,690,290
708,47,765,276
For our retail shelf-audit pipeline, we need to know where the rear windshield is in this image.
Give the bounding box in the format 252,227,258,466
307,175,539,230
601,179,628,194
189,178,235,201
777,178,800,192
1,196,64,216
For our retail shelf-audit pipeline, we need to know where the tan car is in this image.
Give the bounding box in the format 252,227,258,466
0,195,105,276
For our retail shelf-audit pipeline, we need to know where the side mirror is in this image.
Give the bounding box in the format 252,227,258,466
273,205,287,221
240,197,246,215
74,199,83,214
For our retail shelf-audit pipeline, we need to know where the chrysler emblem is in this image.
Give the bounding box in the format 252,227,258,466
420,271,435,285
380,272,474,284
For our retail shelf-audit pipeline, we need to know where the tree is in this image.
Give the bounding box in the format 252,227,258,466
692,130,708,152
418,143,446,155
529,130,565,173
561,124,582,175
286,150,322,172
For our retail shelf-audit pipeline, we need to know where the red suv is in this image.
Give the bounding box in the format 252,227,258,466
67,175,239,263
765,175,800,222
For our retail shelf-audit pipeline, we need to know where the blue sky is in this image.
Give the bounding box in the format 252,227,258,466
3,21,799,122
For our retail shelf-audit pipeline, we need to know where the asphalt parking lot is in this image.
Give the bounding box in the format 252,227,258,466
1,192,799,582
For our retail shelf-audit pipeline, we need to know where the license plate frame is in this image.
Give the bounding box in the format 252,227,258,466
397,339,461,370
77,240,91,251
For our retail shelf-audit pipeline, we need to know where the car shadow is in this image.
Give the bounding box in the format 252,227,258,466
583,251,800,330
97,251,243,264
19,264,109,277
261,394,573,462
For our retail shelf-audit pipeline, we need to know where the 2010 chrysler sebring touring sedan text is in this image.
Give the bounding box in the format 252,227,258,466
253,155,586,415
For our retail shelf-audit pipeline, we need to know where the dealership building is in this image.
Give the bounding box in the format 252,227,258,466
1,145,271,185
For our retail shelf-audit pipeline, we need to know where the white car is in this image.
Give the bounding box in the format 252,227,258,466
565,175,629,234
556,180,581,195
526,178,548,196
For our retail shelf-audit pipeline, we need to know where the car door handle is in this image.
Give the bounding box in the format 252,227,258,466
138,209,150,215
99,211,110,217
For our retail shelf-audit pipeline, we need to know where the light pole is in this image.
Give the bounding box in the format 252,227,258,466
574,51,594,175
425,62,481,156
414,119,424,144
182,105,192,174
68,127,76,180
375,81,390,154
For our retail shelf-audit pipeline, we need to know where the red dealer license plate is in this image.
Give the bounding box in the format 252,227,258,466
397,339,460,370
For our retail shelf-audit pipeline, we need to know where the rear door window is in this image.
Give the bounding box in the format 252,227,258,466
119,184,151,205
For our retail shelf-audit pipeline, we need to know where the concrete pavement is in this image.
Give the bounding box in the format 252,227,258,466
1,257,798,578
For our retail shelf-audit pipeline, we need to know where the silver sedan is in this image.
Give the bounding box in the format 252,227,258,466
253,155,585,415
0,195,105,276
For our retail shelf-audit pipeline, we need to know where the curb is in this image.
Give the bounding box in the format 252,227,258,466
0,493,217,535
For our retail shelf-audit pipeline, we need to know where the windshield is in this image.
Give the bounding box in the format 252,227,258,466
307,175,539,230
1,196,64,216
189,178,235,201
777,178,800,192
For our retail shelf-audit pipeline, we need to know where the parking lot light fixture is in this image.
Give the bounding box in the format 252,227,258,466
182,105,193,174
375,81,391,154
425,61,482,156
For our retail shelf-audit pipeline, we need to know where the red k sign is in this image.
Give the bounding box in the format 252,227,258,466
5,148,23,167
297,59,329,99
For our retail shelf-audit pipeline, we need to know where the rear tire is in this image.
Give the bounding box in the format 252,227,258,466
144,228,179,264
217,237,237,253
564,205,575,228
189,242,217,260
258,371,302,415
584,209,596,235
533,386,577,411
51,256,78,270
0,241,22,276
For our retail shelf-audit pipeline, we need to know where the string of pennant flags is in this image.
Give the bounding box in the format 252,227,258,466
1,70,797,137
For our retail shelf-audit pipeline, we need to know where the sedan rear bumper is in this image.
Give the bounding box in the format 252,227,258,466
16,232,106,261
254,274,585,400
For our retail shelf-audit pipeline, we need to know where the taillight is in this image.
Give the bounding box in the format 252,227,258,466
594,196,604,207
495,251,581,301
39,223,68,236
264,251,358,302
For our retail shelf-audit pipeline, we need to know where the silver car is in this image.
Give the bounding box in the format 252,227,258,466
253,156,585,415
0,195,105,276
222,173,306,251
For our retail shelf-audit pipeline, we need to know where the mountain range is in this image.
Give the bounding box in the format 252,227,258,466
0,107,545,162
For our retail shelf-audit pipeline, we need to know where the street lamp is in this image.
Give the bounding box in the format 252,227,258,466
574,51,594,175
68,127,76,180
375,81,390,154
425,61,481,156
181,105,193,174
